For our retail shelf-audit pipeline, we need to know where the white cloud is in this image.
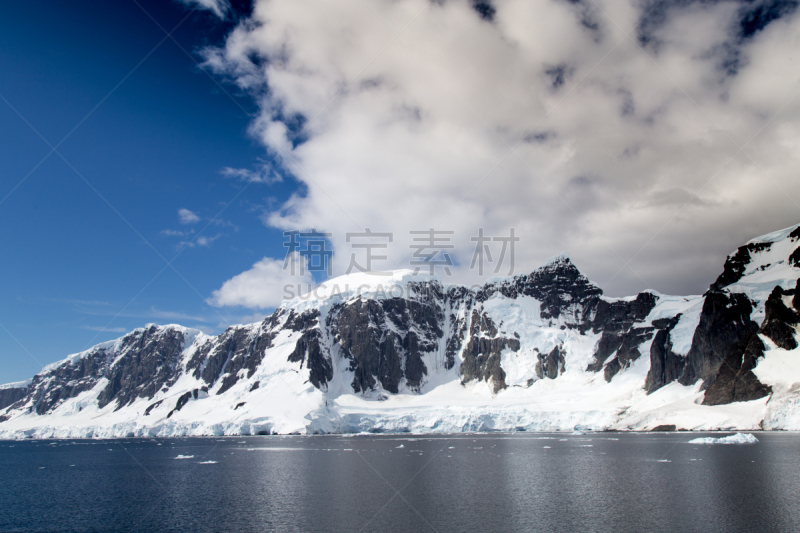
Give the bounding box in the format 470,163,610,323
178,233,221,248
82,326,127,333
206,0,800,296
161,229,193,237
221,165,282,184
177,0,228,18
178,208,200,224
209,253,313,309
196,235,219,247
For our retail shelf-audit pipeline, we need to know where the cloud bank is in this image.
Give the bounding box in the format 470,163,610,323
209,253,313,309
206,0,800,305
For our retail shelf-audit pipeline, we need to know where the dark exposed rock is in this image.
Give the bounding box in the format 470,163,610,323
249,381,260,392
17,325,188,415
328,294,443,394
459,309,521,392
711,242,771,291
603,327,655,382
0,386,28,411
587,333,623,373
288,329,333,390
144,400,162,416
587,322,656,376
445,287,472,371
186,310,288,395
460,336,514,392
679,291,759,387
790,246,800,268
186,318,282,396
330,299,400,393
703,334,771,405
234,402,246,410
166,391,193,418
794,279,800,311
651,424,676,431
759,286,799,350
591,293,658,334
645,315,686,394
215,326,276,394
478,255,603,328
284,309,319,332
696,283,800,405
535,345,565,380
586,293,658,380
97,326,187,410
651,317,675,330
790,226,800,242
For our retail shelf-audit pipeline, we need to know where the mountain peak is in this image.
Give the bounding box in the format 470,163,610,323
746,223,800,245
542,251,572,266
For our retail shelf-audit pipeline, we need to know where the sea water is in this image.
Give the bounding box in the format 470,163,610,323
1,432,798,532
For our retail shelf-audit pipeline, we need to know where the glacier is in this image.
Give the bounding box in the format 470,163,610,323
1,224,799,438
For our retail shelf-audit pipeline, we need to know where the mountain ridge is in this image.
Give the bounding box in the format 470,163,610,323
2,223,799,438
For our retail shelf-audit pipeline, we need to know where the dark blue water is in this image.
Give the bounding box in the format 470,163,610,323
1,432,798,532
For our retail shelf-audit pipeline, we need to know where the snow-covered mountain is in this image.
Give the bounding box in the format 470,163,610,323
2,224,799,438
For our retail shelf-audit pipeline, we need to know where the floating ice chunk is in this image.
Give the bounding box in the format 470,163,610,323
688,433,758,445
174,454,195,459
197,460,217,464
396,445,404,448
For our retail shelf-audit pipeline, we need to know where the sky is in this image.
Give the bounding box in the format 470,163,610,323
2,0,800,382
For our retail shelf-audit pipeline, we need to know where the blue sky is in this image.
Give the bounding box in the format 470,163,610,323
0,0,296,382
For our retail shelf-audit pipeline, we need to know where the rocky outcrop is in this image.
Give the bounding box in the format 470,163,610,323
12,326,190,415
0,385,28,411
535,345,565,380
478,255,603,327
187,312,283,394
702,333,771,405
460,310,520,392
288,329,332,390
586,293,658,379
96,326,186,409
760,285,799,350
711,242,771,291
603,327,655,382
645,316,686,393
790,247,800,268
703,283,799,405
679,291,759,388
590,292,658,334
327,291,444,393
